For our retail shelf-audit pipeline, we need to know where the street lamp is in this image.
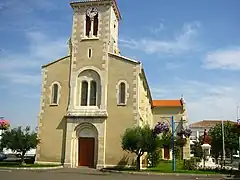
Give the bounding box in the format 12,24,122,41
159,116,186,172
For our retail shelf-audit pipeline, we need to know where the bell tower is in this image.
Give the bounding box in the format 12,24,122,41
70,0,121,53
67,0,121,116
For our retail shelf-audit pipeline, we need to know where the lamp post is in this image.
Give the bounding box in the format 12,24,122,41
159,116,187,172
171,116,176,172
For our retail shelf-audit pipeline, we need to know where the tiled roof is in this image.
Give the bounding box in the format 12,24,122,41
152,100,182,107
190,120,236,128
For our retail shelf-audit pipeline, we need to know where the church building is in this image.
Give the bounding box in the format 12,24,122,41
36,0,190,169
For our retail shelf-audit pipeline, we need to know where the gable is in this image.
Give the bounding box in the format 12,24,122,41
42,55,70,69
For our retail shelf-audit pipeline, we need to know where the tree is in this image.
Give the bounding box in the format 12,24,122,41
121,125,161,170
1,126,40,164
191,140,203,160
208,122,238,163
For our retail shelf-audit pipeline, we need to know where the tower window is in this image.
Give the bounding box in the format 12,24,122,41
93,14,98,36
86,15,91,37
90,81,97,106
88,48,92,58
81,81,88,106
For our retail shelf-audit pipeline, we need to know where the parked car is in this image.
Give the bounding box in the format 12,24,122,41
0,152,7,161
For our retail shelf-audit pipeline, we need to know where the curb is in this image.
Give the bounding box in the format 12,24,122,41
0,166,64,170
99,169,227,177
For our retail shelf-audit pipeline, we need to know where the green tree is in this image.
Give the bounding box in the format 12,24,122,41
121,125,160,170
208,122,238,163
160,131,172,148
191,140,203,160
1,126,40,164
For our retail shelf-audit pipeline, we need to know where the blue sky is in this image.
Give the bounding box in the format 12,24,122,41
0,0,240,128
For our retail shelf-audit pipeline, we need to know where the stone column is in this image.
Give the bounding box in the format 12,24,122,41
64,121,73,167
90,18,94,37
96,136,104,169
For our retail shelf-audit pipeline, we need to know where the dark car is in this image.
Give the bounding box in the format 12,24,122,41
0,152,7,161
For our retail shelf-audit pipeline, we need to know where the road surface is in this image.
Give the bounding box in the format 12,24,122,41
0,168,225,180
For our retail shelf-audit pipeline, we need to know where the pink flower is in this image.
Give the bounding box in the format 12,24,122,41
0,119,10,130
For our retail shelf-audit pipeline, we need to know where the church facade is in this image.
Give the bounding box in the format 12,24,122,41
36,0,190,169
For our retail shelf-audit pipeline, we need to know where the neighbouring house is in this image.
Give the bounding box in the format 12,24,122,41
189,120,235,156
36,0,190,169
152,99,190,160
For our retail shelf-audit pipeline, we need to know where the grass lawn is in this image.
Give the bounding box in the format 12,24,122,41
0,162,62,168
146,160,223,174
103,160,227,175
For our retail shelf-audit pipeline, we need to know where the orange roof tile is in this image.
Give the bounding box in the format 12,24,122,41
152,100,182,107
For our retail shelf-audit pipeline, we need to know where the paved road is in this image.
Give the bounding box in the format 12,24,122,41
0,168,225,180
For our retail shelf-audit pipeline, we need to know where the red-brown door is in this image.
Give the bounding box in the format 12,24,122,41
78,137,95,168
164,147,170,159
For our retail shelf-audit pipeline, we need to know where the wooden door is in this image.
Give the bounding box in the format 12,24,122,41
164,147,170,159
78,137,95,168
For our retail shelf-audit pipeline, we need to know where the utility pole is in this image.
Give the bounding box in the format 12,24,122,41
222,120,226,167
237,106,240,170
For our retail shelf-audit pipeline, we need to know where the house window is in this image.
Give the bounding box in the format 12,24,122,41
90,80,97,106
119,82,126,104
81,81,88,106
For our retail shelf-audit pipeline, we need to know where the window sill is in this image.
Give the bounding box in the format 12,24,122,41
117,103,127,106
81,36,99,41
50,104,59,107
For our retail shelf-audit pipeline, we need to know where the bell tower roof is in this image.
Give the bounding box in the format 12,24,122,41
70,0,121,21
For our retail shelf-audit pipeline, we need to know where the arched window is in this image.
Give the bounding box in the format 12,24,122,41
81,81,88,106
119,82,126,104
52,83,59,104
78,69,101,107
86,15,91,37
90,80,97,106
93,14,98,36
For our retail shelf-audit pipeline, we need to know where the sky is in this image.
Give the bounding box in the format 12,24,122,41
0,0,240,128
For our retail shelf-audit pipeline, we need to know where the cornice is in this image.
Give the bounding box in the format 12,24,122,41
70,0,121,21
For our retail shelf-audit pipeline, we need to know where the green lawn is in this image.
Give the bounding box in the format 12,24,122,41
103,160,226,175
146,160,222,174
0,162,62,168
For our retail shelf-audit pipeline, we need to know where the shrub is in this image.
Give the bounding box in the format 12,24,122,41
183,158,198,170
147,148,162,167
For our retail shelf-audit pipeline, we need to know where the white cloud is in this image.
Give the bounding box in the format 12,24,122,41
149,23,165,34
0,31,68,86
203,47,240,70
119,21,201,56
151,79,240,123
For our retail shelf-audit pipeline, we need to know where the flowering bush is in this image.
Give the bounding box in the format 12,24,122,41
0,120,10,130
153,122,169,136
177,128,192,138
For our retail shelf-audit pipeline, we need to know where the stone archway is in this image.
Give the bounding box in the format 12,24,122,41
75,123,98,168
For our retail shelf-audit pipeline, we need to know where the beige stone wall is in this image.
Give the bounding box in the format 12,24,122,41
138,74,152,127
104,55,138,166
152,107,184,125
36,57,70,163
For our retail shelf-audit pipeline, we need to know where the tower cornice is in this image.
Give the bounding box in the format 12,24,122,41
70,0,121,21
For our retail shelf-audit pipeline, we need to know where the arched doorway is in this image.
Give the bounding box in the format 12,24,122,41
76,123,98,168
